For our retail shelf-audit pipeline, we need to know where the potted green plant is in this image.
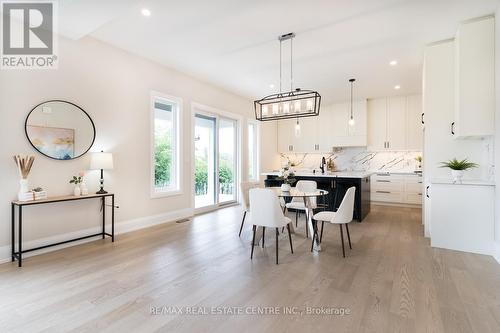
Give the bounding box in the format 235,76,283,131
439,158,478,183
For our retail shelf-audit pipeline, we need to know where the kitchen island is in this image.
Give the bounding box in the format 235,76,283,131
262,171,372,222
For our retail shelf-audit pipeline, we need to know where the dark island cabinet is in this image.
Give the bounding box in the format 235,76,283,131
264,175,371,222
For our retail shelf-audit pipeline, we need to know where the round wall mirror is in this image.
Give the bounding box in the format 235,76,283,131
25,100,96,160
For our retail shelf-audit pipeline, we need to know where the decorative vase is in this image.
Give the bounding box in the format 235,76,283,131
451,170,464,183
281,183,291,192
80,181,88,195
18,178,29,200
73,185,81,196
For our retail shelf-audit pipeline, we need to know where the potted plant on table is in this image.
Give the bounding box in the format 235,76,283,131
277,166,296,192
439,158,478,183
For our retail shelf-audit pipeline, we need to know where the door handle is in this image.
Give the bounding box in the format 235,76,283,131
421,113,424,124
426,185,430,198
451,122,455,135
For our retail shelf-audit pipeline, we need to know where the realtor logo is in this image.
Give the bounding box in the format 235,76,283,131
1,1,58,69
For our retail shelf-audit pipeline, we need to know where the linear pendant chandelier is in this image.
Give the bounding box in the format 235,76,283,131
254,33,321,121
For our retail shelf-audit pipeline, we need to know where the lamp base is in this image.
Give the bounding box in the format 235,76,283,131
96,188,108,194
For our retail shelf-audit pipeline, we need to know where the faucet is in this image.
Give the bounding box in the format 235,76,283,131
320,156,326,174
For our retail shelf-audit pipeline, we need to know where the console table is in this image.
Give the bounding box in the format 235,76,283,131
11,193,115,267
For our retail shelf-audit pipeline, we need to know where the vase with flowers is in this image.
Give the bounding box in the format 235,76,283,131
13,155,35,200
277,166,296,192
69,172,84,196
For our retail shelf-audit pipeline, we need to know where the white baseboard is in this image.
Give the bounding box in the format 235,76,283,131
493,242,500,264
0,207,193,265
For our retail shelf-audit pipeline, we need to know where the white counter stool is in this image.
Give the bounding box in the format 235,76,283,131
249,188,294,264
285,180,317,237
311,187,356,257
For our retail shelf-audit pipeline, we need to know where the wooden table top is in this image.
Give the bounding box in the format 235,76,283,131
12,193,114,206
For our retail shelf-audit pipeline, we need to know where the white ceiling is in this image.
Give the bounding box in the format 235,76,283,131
58,0,500,104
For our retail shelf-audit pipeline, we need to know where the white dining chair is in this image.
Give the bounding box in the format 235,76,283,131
249,188,294,264
285,180,317,237
239,182,259,237
311,187,356,257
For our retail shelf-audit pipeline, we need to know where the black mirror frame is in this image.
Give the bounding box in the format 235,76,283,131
25,100,96,161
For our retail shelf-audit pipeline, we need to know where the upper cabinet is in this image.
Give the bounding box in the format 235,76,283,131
277,100,367,153
454,16,494,138
367,95,422,151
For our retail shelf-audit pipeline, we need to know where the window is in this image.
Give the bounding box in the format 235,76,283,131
248,121,259,181
151,93,181,196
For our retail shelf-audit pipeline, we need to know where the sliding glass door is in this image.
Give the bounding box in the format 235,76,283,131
194,113,238,210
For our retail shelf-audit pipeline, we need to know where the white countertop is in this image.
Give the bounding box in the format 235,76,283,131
431,178,495,186
262,171,373,178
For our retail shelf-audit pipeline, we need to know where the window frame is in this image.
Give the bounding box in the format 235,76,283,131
150,91,183,198
247,119,260,182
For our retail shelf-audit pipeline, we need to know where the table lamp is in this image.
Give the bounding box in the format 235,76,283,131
90,151,114,194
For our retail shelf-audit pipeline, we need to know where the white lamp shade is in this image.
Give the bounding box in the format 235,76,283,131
90,152,114,170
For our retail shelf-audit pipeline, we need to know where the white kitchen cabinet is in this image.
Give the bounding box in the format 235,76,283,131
277,100,367,153
367,96,420,151
430,182,494,255
387,96,407,150
367,98,387,151
454,16,494,138
406,95,423,150
277,118,296,152
370,173,422,205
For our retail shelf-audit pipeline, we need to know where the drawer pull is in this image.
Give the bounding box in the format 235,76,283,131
376,173,390,176
376,180,391,183
376,190,391,194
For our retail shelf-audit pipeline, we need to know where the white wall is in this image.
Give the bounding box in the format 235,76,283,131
0,36,277,255
495,6,500,261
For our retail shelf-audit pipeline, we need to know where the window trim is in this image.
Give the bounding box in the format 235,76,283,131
150,91,183,198
247,119,260,182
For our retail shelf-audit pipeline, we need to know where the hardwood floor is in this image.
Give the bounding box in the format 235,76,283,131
1,205,500,333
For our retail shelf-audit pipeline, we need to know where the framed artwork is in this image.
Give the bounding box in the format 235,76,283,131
26,125,75,160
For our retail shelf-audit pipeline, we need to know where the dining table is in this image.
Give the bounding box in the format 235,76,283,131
255,187,329,252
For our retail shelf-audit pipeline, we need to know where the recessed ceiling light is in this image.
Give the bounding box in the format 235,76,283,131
389,60,398,66
394,85,401,90
269,84,275,89
141,8,151,17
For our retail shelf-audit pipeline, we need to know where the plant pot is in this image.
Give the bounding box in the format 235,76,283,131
451,170,464,183
74,185,81,196
281,183,291,192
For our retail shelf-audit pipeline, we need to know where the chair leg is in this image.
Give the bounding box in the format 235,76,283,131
311,220,318,252
238,211,247,237
275,228,279,265
287,224,294,254
339,224,345,258
345,223,352,249
320,221,325,242
295,210,298,227
262,227,265,248
251,225,256,259
305,212,309,238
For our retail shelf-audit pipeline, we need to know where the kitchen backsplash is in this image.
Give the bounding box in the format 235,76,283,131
280,148,422,173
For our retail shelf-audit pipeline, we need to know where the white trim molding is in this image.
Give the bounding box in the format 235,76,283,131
0,207,193,265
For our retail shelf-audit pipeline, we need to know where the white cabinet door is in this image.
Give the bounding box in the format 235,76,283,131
406,95,423,150
430,183,494,255
387,96,407,150
316,104,334,152
277,118,296,153
294,116,317,152
367,98,387,151
347,100,367,146
454,16,494,138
